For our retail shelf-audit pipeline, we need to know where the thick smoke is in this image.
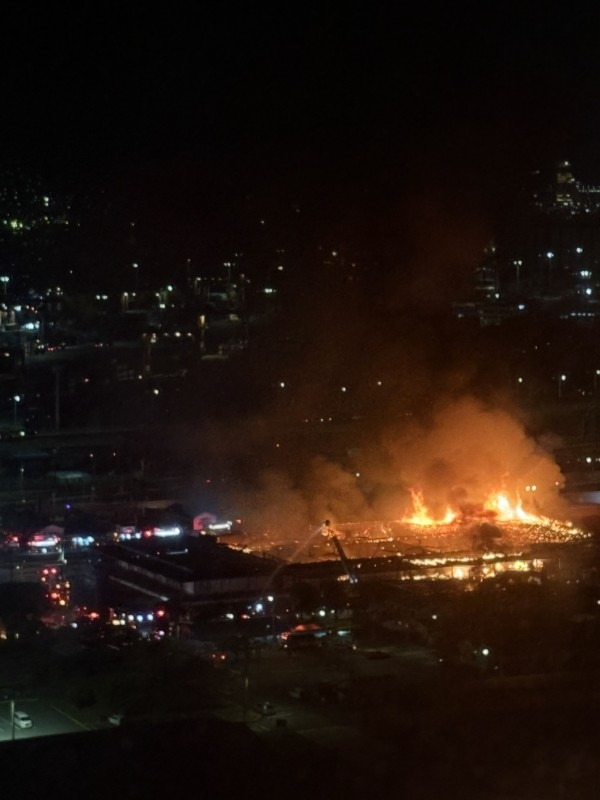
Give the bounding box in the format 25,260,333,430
368,395,566,519
227,456,372,536
219,395,568,536
164,177,569,534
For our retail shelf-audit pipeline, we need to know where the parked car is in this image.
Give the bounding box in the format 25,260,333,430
13,711,32,728
253,701,275,716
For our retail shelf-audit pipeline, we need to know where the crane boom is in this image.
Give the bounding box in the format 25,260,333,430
331,534,358,584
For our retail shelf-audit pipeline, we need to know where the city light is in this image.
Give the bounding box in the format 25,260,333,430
558,373,567,399
153,526,181,538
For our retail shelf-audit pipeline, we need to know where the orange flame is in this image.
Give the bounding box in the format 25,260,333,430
482,492,542,523
404,489,458,526
404,489,548,526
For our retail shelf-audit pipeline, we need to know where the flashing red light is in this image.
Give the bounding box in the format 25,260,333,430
143,529,153,538
42,569,49,575
156,609,166,618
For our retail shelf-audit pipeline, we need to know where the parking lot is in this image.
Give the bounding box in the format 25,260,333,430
212,641,439,738
0,700,99,741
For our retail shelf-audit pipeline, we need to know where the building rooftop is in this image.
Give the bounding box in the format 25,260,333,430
101,535,278,583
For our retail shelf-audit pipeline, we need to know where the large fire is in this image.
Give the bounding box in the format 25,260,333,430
404,488,549,526
399,487,589,546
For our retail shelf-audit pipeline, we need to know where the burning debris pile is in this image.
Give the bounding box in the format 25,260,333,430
234,396,593,563
331,488,590,556
327,397,591,553
400,488,589,545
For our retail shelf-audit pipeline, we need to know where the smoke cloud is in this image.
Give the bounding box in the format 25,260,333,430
218,395,568,536
367,395,566,519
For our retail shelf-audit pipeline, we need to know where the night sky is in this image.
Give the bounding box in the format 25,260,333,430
1,5,600,273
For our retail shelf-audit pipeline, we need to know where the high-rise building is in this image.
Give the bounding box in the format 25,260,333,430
494,161,600,302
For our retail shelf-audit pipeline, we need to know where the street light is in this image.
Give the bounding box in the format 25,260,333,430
513,259,523,287
558,374,567,400
267,595,276,640
12,395,20,426
546,251,554,284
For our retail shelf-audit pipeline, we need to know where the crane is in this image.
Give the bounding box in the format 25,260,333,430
322,519,358,584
